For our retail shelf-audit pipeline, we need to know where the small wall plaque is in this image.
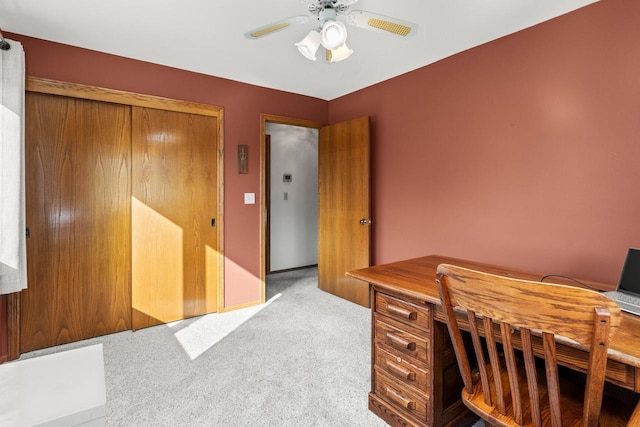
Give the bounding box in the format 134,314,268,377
238,144,248,174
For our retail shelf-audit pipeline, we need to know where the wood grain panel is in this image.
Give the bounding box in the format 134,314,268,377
132,106,219,329
376,293,431,332
375,316,430,364
376,344,429,390
27,77,222,117
0,296,7,363
375,369,429,422
369,393,422,427
7,292,19,360
318,116,371,307
21,93,132,352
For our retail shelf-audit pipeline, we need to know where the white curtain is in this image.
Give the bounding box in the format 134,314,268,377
0,38,27,294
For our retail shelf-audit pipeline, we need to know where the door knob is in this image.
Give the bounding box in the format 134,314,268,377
360,219,371,225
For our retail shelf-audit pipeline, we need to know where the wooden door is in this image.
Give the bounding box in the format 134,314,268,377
132,106,219,329
21,93,132,352
318,116,371,307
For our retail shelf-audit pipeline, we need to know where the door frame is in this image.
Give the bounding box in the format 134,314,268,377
7,77,225,360
259,114,323,304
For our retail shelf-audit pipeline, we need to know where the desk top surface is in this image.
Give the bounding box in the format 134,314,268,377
348,254,640,369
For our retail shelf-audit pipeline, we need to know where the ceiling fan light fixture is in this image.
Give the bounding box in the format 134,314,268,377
295,29,321,61
246,2,419,65
320,20,347,50
327,43,353,63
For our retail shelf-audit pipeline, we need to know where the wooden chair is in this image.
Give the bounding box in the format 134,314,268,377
435,263,639,427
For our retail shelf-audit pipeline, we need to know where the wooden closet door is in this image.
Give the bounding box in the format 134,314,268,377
21,93,132,353
132,106,219,329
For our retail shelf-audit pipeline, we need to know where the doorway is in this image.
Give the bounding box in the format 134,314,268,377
260,114,372,307
266,122,319,274
260,115,323,302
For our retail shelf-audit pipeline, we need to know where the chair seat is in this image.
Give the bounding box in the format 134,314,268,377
462,359,637,427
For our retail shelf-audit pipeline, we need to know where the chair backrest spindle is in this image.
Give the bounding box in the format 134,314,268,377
520,328,541,427
483,316,507,415
500,321,524,424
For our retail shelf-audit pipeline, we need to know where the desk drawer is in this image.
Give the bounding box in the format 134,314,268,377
375,369,428,423
376,293,430,331
369,394,421,427
375,317,429,364
376,344,429,391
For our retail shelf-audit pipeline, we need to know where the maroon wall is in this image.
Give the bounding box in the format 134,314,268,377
329,0,640,284
3,33,327,311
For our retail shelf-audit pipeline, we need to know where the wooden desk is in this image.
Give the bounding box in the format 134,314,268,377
348,255,640,427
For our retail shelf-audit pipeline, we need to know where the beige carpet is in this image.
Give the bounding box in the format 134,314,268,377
20,268,387,426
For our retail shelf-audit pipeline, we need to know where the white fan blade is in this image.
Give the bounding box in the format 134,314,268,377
346,10,418,38
245,16,310,39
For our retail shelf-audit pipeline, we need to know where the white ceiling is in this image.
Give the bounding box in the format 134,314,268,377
0,0,597,101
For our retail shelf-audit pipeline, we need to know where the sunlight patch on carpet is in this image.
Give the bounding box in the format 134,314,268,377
173,294,281,360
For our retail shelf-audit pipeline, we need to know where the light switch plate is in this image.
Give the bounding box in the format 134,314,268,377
244,193,256,204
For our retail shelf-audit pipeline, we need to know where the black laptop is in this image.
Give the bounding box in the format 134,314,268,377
604,248,640,316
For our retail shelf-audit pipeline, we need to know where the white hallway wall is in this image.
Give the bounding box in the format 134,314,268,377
267,123,318,271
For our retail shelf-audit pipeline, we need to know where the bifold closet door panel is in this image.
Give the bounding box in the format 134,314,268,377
21,93,132,353
132,106,219,330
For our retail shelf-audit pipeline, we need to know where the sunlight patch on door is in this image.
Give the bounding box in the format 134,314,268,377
174,293,281,360
131,197,184,323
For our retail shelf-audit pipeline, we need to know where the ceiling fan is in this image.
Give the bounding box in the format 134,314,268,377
244,0,419,63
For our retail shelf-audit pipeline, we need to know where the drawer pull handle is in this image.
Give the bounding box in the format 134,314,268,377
386,333,417,351
385,386,416,410
385,359,416,381
387,304,418,320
